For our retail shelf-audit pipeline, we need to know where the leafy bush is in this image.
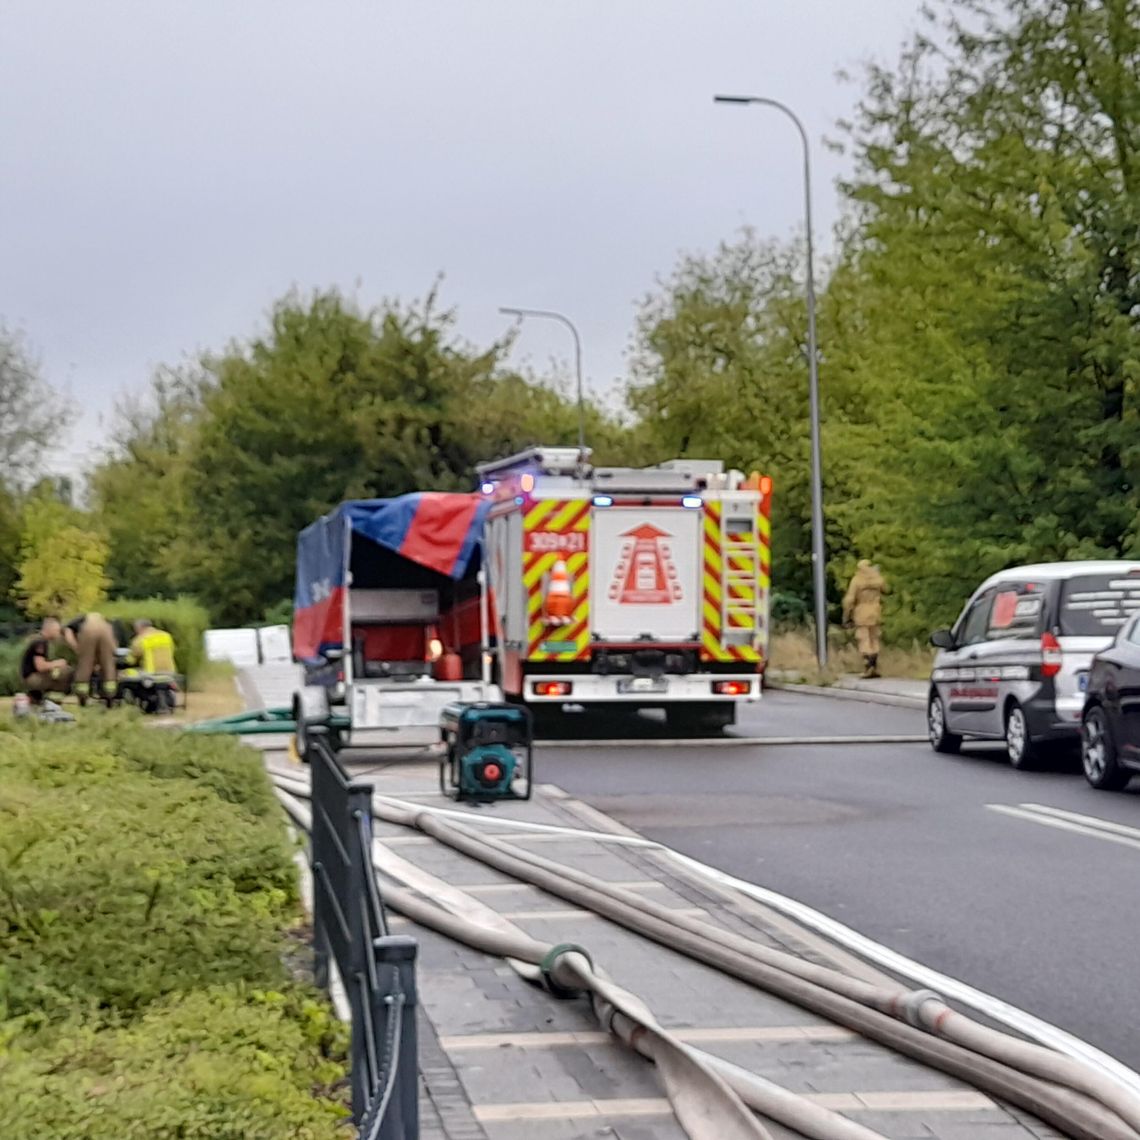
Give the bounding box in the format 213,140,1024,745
770,590,809,629
0,719,347,1136
0,988,348,1139
0,723,297,1022
101,595,209,681
0,639,23,696
261,598,294,627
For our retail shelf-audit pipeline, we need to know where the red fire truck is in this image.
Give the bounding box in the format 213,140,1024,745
477,448,772,732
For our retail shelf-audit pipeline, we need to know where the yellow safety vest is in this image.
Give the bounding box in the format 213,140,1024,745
131,629,176,674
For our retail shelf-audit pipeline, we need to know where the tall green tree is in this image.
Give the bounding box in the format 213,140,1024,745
147,288,619,623
0,325,69,490
89,369,203,600
628,232,825,603
0,483,21,613
823,0,1140,634
15,490,110,618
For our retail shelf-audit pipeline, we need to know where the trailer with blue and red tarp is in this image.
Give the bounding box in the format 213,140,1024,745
292,491,501,747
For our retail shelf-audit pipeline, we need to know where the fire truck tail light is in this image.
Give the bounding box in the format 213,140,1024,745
713,680,751,696
1041,632,1062,678
534,681,572,697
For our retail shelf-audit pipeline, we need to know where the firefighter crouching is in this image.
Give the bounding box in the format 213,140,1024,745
118,619,179,714
843,560,889,679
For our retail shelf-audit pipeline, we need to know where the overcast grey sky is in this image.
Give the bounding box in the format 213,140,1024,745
2,1,920,479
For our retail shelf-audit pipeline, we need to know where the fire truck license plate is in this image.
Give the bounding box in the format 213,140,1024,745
619,676,668,694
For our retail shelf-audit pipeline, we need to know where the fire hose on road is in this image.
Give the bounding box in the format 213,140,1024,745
270,768,1140,1140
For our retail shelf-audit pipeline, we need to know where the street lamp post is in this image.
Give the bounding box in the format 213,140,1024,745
714,94,828,669
498,307,586,456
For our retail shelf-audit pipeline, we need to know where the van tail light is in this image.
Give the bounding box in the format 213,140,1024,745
534,681,572,697
713,680,751,696
1041,632,1062,678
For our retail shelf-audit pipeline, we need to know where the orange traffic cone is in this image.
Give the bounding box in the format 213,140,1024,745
545,560,573,626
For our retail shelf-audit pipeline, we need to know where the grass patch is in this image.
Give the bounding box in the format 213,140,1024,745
769,627,934,685
0,718,347,1137
178,659,244,723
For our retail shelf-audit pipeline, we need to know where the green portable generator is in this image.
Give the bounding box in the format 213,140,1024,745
439,702,533,802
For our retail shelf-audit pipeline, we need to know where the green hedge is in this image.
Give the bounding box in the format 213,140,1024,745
0,639,22,696
0,719,348,1137
101,596,209,682
0,989,347,1140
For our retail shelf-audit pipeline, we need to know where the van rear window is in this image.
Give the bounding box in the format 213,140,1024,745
1059,574,1140,636
984,584,1045,640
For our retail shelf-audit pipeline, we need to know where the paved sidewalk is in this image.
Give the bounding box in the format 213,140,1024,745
768,673,928,710
243,666,1051,1140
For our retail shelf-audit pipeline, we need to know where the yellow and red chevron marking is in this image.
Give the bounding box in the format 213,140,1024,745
758,485,772,590
702,499,763,663
701,502,730,662
524,499,591,661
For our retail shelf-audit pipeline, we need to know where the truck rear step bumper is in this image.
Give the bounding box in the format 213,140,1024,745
523,673,760,703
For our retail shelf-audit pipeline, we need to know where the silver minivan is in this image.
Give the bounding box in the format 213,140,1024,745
928,561,1140,767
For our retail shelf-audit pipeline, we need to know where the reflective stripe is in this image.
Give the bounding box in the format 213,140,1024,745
525,500,591,662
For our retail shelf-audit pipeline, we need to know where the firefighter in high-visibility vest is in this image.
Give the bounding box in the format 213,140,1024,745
117,618,179,714
126,619,177,674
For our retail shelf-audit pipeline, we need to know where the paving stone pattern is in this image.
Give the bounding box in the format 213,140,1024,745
241,666,1059,1140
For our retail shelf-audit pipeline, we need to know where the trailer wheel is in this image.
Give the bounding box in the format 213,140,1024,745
665,703,735,736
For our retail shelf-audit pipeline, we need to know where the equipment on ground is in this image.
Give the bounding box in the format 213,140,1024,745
117,672,180,714
112,647,182,715
439,701,532,802
476,447,772,734
185,705,350,746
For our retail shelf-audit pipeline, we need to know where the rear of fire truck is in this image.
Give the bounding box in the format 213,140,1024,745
477,448,771,733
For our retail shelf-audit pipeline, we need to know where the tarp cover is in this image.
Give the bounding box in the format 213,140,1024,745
293,492,488,660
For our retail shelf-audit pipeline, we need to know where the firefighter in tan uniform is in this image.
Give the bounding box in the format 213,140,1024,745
64,612,118,706
843,560,889,679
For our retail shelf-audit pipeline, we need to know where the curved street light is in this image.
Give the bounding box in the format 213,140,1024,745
499,306,586,455
714,94,828,668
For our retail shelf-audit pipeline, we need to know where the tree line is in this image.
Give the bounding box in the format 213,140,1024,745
3,0,1137,641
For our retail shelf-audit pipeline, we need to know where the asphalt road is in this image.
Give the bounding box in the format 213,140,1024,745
537,689,1140,1071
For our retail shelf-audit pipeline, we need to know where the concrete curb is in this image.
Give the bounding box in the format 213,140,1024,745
766,680,927,710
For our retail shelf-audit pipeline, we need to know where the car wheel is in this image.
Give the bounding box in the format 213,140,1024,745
1004,701,1040,770
1082,707,1131,791
928,691,961,754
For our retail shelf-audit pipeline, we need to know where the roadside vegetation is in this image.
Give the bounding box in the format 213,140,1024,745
769,628,933,686
0,719,348,1139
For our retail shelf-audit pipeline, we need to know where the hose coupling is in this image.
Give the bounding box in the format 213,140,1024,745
900,989,946,1028
540,943,593,999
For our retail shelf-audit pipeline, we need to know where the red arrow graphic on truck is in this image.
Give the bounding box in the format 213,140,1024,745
608,523,684,605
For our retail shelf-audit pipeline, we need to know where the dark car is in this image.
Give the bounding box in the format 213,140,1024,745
1080,613,1140,791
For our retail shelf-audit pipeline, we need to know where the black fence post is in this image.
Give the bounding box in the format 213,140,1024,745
346,785,375,1125
307,730,419,1139
367,935,419,1140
